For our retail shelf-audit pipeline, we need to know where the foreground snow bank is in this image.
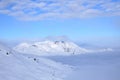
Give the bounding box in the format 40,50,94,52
0,44,72,80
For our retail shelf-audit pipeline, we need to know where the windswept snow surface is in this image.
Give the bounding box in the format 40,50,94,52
0,44,72,80
13,40,113,56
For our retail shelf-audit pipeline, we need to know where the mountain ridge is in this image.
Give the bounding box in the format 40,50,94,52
13,40,89,56
14,40,113,56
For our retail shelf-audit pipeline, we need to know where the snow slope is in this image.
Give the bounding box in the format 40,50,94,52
0,44,72,80
0,42,118,80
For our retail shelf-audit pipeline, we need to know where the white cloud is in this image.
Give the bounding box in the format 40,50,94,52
0,0,120,21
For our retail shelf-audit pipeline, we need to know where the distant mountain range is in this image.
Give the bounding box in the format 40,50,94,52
13,40,113,56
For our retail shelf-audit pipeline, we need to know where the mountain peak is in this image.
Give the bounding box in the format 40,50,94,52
13,40,88,56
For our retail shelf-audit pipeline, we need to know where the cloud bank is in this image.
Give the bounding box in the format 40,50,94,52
0,0,120,21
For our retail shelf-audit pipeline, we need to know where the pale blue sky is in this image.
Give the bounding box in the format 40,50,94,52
0,0,120,46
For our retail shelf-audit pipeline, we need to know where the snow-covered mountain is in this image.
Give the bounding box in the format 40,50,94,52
0,43,72,80
14,40,89,56
0,42,117,80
